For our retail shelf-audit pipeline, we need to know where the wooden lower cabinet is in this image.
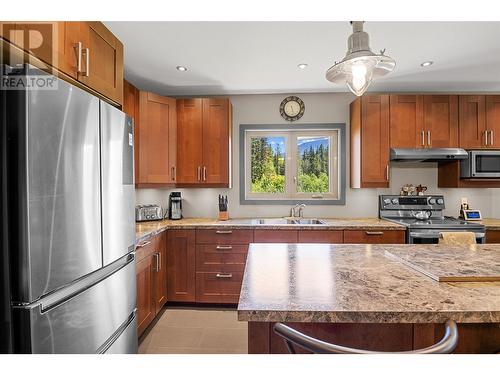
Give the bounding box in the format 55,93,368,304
254,229,298,243
136,250,155,336
486,230,500,243
343,230,405,244
166,230,196,302
196,272,244,304
298,230,343,243
136,232,167,336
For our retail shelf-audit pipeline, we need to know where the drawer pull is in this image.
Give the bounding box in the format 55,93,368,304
365,231,384,235
216,273,233,279
216,245,233,250
136,240,151,248
215,230,233,234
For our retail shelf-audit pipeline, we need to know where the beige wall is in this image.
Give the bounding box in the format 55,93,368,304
136,92,500,219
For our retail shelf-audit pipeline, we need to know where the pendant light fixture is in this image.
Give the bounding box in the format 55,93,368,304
326,21,395,96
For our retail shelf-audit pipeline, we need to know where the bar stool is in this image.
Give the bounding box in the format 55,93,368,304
273,320,458,354
439,232,476,246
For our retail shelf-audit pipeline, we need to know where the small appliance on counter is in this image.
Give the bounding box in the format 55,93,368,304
168,192,183,220
135,204,163,222
218,194,229,221
459,197,482,221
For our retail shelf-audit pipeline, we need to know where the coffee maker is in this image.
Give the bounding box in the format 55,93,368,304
168,192,182,220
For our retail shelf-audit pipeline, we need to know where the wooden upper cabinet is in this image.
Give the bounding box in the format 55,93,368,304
486,95,500,148
177,99,204,183
351,95,390,188
202,98,230,184
177,98,232,186
459,95,487,149
136,91,177,185
423,95,458,148
1,22,123,105
78,22,124,105
389,95,424,148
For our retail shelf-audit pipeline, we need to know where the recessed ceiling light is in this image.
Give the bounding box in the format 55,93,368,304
297,63,308,70
176,65,188,72
420,61,434,67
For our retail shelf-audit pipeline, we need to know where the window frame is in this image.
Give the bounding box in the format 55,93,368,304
239,123,346,205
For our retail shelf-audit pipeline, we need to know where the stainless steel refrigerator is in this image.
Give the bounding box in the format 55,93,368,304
1,64,137,353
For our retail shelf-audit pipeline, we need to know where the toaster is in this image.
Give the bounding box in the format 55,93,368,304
135,204,163,222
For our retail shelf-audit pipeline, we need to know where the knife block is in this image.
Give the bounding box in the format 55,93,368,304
218,211,229,221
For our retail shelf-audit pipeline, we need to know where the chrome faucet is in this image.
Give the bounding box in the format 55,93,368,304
290,203,306,218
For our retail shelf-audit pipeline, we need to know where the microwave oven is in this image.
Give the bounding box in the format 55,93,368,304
460,150,500,178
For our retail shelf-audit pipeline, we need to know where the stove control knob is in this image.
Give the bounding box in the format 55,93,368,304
429,198,436,205
391,198,399,204
437,198,444,205
383,198,391,205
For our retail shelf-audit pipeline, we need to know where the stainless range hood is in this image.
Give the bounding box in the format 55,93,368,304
390,148,468,162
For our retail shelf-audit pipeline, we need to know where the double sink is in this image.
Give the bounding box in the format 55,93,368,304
251,218,326,225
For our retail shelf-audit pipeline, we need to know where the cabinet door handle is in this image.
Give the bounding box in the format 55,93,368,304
484,131,489,146
365,231,384,235
215,230,233,234
427,131,431,147
82,47,90,77
136,240,151,248
203,166,207,182
216,245,233,250
74,42,83,73
171,166,176,181
490,130,494,146
154,253,160,272
421,130,425,147
385,165,389,181
158,252,162,271
197,166,201,181
216,273,232,279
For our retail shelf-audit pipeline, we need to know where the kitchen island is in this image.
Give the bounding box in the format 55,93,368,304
237,243,500,353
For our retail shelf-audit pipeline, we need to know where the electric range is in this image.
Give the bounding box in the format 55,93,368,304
379,195,485,244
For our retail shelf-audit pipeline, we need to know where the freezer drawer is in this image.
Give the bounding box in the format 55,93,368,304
13,254,136,353
100,101,136,266
103,313,138,354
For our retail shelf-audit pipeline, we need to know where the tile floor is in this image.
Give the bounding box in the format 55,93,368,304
138,307,248,354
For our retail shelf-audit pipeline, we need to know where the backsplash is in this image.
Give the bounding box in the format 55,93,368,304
135,163,499,219
135,92,500,219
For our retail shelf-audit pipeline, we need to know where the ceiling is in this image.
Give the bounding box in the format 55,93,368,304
105,21,500,96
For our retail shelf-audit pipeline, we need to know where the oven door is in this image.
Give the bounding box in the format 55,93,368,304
470,151,500,178
409,231,485,244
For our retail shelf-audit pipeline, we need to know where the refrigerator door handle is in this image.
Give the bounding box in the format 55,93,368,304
31,253,135,312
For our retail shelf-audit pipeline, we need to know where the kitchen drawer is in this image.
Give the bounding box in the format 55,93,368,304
343,230,405,244
298,230,343,243
135,233,163,262
196,244,248,272
486,229,500,243
196,229,253,244
195,271,243,304
254,229,298,243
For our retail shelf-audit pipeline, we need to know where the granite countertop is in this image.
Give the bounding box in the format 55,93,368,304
135,217,406,242
481,218,500,230
237,243,500,324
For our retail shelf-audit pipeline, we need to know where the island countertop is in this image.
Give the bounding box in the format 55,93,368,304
237,243,500,324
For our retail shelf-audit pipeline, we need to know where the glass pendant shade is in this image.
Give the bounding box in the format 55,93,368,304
326,22,395,96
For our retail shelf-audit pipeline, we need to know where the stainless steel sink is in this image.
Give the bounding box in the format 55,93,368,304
251,218,326,225
252,218,297,225
292,219,326,225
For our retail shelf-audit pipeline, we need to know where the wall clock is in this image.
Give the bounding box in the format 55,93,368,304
280,96,305,122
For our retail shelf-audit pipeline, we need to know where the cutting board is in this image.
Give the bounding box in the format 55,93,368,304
384,246,500,282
